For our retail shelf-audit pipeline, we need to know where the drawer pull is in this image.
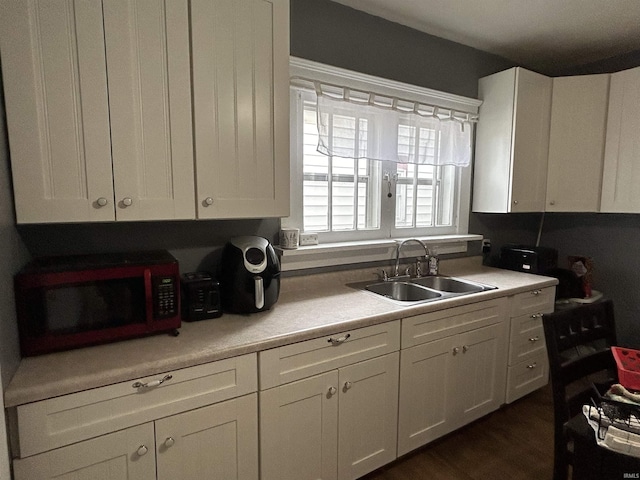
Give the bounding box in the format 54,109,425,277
462,345,469,353
137,445,149,456
528,336,540,343
530,313,544,319
132,374,173,389
526,362,537,369
328,333,351,345
164,437,175,448
531,290,541,296
343,381,353,391
452,347,460,355
328,386,337,396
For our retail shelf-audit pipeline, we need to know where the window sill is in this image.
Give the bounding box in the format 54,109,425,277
275,234,483,272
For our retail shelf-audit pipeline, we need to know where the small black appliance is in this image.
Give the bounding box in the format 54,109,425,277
180,272,222,321
219,236,281,313
499,244,558,274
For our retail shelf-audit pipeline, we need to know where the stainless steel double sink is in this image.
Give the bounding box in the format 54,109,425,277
349,275,497,305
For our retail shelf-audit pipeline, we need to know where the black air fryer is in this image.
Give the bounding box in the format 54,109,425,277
219,236,281,313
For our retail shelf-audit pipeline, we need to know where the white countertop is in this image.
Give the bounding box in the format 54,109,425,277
4,258,557,407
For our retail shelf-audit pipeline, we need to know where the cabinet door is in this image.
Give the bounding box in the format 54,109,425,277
260,371,338,480
156,393,258,480
13,423,155,480
473,67,552,213
191,0,290,219
546,74,610,212
455,322,508,426
338,353,399,480
0,0,114,223
510,68,552,212
103,0,195,220
397,335,457,456
601,66,640,212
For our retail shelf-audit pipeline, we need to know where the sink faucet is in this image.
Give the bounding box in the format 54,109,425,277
394,239,430,278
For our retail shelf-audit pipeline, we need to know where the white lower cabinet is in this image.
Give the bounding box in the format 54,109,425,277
10,354,258,480
13,423,157,480
13,394,257,480
397,298,509,456
155,393,258,480
259,322,401,480
505,287,556,403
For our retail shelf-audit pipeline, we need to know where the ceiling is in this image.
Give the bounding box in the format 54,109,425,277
330,0,640,72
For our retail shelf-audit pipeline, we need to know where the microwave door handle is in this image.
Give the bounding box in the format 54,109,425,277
254,276,264,310
144,268,153,325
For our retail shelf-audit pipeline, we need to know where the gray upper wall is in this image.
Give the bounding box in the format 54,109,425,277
290,0,515,98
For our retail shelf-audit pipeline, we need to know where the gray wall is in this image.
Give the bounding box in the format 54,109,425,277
0,73,30,388
540,214,640,347
291,0,514,98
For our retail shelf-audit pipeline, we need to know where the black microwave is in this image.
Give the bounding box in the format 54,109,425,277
14,250,181,356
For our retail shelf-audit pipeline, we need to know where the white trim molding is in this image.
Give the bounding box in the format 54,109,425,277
290,56,483,114
276,234,483,271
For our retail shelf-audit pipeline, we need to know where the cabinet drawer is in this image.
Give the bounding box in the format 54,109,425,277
259,321,400,390
13,353,257,458
505,350,548,403
508,313,547,365
510,287,555,317
401,298,508,349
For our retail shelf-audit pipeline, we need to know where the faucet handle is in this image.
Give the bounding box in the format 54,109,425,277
375,269,389,281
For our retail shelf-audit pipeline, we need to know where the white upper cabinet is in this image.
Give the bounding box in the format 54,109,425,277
0,0,195,223
600,66,640,213
191,0,290,219
103,0,195,221
473,67,552,213
1,0,114,223
546,74,610,212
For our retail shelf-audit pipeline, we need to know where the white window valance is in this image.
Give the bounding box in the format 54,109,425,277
313,81,476,166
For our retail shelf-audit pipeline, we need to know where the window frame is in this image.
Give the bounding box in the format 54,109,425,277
286,57,479,245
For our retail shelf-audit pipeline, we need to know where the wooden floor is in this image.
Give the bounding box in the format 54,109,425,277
363,385,555,480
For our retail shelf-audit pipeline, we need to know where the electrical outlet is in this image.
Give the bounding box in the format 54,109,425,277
299,232,318,246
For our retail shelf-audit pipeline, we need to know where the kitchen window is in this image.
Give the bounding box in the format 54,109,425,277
284,58,481,266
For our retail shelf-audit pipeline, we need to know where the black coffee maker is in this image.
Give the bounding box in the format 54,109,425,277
219,236,281,313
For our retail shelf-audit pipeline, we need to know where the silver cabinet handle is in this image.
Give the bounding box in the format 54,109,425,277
137,445,149,456
328,386,337,396
343,381,353,391
530,313,544,319
526,362,537,369
96,197,108,207
531,290,541,296
121,197,133,207
164,437,175,448
513,200,518,205
452,347,460,355
204,197,214,206
132,374,173,389
462,345,469,353
328,333,350,345
528,336,540,343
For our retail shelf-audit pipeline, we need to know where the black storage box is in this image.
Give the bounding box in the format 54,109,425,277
499,245,558,274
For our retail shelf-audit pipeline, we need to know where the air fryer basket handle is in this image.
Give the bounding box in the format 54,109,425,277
254,276,264,310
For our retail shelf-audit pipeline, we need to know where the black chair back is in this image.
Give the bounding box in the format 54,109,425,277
543,299,617,480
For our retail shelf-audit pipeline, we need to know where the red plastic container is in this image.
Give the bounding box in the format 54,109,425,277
612,346,640,391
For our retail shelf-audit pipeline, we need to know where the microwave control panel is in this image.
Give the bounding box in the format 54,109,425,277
153,275,178,318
